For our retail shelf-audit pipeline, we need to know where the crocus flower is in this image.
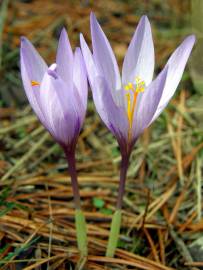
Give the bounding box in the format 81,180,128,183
80,13,195,257
20,29,88,256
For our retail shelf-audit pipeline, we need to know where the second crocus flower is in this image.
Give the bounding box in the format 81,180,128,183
80,13,195,257
20,29,88,256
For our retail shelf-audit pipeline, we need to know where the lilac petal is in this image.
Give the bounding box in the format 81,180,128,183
93,76,129,143
20,37,47,83
151,35,195,123
80,33,107,114
80,35,128,142
20,55,45,126
90,12,121,91
132,67,169,140
80,33,98,87
39,65,80,145
122,15,154,86
73,47,88,113
20,37,47,125
80,34,127,118
56,28,73,86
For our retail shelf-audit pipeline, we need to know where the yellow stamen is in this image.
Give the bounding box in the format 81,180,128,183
131,91,138,126
124,76,145,142
135,76,145,93
31,80,40,87
126,93,131,125
128,82,133,89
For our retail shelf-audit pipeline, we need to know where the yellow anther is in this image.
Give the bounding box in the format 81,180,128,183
136,86,145,93
124,85,130,91
135,76,141,83
128,82,133,89
135,76,145,93
31,80,40,87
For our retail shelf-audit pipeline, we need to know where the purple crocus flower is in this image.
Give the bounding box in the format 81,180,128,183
80,13,195,257
20,30,87,156
20,29,88,256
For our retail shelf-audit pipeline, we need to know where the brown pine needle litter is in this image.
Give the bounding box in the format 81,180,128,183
0,0,203,269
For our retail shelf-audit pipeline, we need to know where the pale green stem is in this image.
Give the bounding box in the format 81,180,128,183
106,154,129,257
106,210,122,257
75,209,88,257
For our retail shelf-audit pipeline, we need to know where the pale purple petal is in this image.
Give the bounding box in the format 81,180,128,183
20,37,47,126
132,67,169,140
93,76,129,143
73,47,88,113
122,15,154,86
80,34,120,129
151,35,195,123
39,65,80,145
80,33,107,116
20,35,87,148
81,33,123,112
56,28,73,86
90,12,121,91
20,37,47,83
80,33,98,88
